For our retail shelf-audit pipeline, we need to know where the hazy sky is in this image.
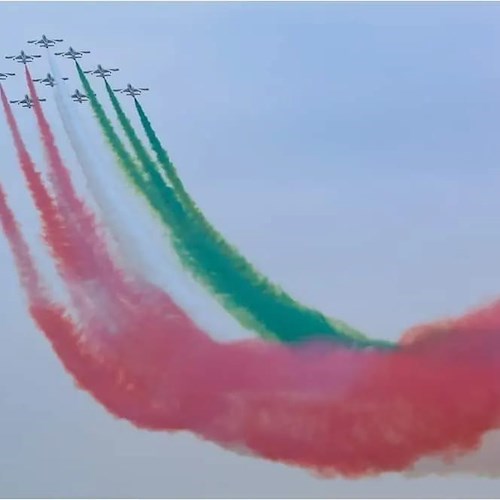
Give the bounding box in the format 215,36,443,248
2,1,500,497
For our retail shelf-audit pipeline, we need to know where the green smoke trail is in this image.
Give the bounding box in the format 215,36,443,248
77,63,277,339
132,99,395,348
78,63,392,348
76,63,213,302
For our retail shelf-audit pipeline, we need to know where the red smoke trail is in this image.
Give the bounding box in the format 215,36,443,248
0,84,90,284
25,292,500,477
0,182,44,299
25,67,130,297
0,159,208,429
1,83,172,331
0,180,165,425
0,83,126,329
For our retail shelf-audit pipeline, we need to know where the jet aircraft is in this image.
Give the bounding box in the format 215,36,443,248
84,64,119,78
27,35,64,48
113,83,149,97
33,73,69,87
71,89,88,103
5,51,41,65
9,94,46,109
0,72,15,80
54,46,90,60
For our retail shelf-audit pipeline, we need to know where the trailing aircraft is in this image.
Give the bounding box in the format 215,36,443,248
33,73,69,87
113,83,149,97
54,46,90,60
9,94,46,109
71,89,88,104
84,64,119,78
5,50,41,65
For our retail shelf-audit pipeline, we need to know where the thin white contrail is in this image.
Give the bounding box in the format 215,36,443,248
48,53,253,341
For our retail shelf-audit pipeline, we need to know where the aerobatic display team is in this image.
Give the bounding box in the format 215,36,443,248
2,34,500,479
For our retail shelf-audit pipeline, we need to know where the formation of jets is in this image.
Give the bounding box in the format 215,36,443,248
3,34,151,109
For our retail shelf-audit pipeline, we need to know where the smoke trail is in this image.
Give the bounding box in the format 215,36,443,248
4,100,500,475
1,83,124,328
25,67,138,302
0,125,212,429
48,54,251,342
92,66,389,348
3,123,500,477
0,182,45,300
0,84,89,285
13,221,500,480
0,178,159,427
69,298,500,477
5,72,216,348
3,79,165,333
107,79,374,346
76,63,284,340
4,63,498,478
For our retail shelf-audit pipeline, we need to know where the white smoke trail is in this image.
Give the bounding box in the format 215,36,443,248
48,53,253,342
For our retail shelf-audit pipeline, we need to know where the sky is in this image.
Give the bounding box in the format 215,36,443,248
2,1,500,497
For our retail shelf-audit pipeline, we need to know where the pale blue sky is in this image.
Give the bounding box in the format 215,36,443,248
2,1,500,497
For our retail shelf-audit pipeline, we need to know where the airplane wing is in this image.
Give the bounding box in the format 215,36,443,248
83,70,93,74
33,55,42,58
54,52,64,56
6,73,15,76
54,39,64,42
5,56,15,59
62,77,69,81
9,100,19,104
82,51,91,54
27,40,37,44
32,79,42,82
112,89,124,92
39,99,47,102
140,88,150,91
